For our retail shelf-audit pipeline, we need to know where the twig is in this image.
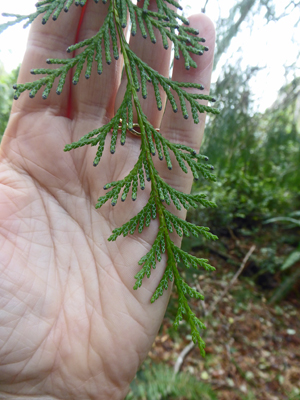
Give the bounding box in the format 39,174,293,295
209,245,256,314
173,340,195,375
173,245,256,374
202,0,210,13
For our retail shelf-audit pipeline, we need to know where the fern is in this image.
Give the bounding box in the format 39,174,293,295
126,361,218,400
0,0,219,356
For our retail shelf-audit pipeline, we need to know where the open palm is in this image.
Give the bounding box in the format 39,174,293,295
0,2,215,399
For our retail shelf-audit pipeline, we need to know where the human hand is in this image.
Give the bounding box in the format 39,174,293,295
0,2,215,399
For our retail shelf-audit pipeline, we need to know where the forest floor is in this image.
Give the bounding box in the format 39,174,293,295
147,235,300,400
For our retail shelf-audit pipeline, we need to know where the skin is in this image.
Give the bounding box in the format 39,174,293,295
0,1,215,399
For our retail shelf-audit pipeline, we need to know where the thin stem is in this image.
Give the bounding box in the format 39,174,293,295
113,1,171,246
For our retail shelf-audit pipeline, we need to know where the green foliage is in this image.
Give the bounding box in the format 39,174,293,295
126,361,218,400
0,64,19,142
186,62,300,304
281,245,300,272
193,67,300,231
265,212,300,303
0,0,219,355
288,393,300,400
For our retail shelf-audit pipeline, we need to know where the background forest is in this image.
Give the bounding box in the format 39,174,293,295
0,0,299,399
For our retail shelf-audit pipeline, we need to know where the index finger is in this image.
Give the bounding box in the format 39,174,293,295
11,4,83,116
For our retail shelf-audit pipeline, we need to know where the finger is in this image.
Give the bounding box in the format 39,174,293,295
158,14,216,194
69,1,124,122
11,4,83,116
114,0,174,129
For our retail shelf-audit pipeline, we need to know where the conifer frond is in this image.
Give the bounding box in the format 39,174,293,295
108,195,156,241
134,227,166,290
150,254,174,302
96,153,144,207
0,0,91,33
1,0,220,355
172,244,215,271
